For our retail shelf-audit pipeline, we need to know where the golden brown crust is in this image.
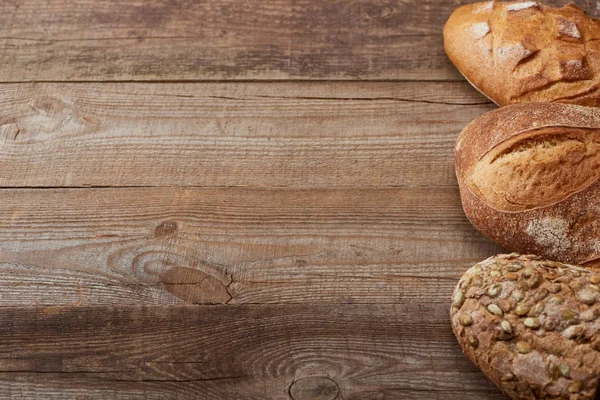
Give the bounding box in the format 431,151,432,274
455,102,600,266
444,1,600,107
471,127,600,212
451,254,600,400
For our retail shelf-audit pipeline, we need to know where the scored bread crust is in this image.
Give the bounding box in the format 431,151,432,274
444,1,600,107
455,102,600,266
451,254,600,399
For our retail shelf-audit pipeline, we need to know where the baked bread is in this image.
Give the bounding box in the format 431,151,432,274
451,254,600,399
455,102,600,267
444,1,600,107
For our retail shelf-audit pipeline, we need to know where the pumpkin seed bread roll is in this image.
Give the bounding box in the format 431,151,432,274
451,254,600,399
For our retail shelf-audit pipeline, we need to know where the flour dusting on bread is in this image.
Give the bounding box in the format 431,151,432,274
473,1,495,14
470,22,490,39
506,2,539,12
526,218,572,254
558,18,582,39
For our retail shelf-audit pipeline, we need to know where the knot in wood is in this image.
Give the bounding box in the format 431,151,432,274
155,221,178,236
289,376,339,400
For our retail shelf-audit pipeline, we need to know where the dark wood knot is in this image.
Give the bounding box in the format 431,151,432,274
155,221,178,236
289,376,339,400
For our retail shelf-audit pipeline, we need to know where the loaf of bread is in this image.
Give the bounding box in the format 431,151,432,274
444,1,600,107
452,254,600,399
455,102,600,266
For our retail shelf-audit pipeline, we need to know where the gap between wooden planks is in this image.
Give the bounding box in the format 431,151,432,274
0,80,505,306
0,80,506,398
0,185,503,306
0,0,595,82
0,304,507,400
0,44,514,398
0,81,493,188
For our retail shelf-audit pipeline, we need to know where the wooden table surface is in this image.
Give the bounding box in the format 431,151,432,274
1,1,597,399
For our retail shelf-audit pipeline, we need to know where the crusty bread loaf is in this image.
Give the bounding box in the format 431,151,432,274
444,1,600,107
451,254,600,399
455,102,600,266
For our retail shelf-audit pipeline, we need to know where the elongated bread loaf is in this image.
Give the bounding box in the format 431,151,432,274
451,254,600,399
455,102,600,266
444,1,600,106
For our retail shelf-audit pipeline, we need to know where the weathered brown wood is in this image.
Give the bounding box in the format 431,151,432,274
0,1,547,397
0,186,503,306
0,81,493,188
0,304,507,399
0,0,594,82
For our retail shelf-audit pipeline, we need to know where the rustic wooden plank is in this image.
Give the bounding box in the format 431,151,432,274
0,186,503,306
0,0,594,81
0,304,507,399
0,81,493,188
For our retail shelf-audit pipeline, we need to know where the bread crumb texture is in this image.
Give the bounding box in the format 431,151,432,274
451,254,600,399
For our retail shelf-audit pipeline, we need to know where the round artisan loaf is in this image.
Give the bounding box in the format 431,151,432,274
444,1,600,106
451,254,600,399
455,102,600,266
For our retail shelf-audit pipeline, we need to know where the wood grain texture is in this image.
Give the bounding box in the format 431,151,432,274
0,0,537,396
0,304,507,399
0,186,503,306
0,0,595,81
0,81,493,188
